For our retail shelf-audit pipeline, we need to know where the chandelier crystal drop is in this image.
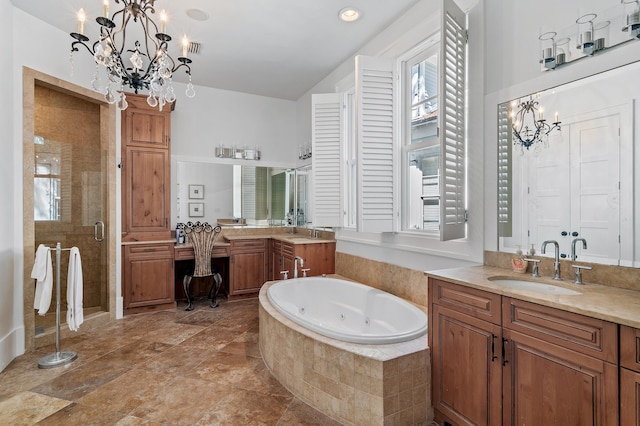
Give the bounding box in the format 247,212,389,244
70,0,195,110
510,95,561,155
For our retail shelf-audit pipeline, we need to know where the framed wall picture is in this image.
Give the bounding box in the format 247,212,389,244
189,184,204,199
188,202,204,217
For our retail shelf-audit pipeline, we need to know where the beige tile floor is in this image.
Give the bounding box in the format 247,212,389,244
0,298,342,425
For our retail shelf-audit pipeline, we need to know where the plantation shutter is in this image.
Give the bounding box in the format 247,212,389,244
311,93,343,227
241,166,256,220
439,0,467,240
497,102,513,237
355,55,395,233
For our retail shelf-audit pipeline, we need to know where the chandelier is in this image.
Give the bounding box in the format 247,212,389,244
70,0,195,110
510,95,561,153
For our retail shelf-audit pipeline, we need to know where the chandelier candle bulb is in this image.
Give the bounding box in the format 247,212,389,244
182,36,189,57
555,112,559,122
160,10,167,34
77,9,86,35
103,0,109,19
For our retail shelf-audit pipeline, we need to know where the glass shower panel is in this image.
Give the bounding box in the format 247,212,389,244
34,85,108,334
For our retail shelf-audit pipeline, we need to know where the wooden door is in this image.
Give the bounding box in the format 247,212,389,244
431,304,502,426
123,243,175,310
122,147,170,238
620,368,640,425
230,251,267,295
502,328,618,426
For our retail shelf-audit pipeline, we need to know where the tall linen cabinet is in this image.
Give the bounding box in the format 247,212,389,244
121,94,176,313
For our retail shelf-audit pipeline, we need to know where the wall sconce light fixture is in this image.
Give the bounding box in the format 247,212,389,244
622,0,640,38
215,145,261,160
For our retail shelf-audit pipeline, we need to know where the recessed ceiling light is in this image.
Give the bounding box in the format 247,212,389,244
339,7,361,22
186,8,209,22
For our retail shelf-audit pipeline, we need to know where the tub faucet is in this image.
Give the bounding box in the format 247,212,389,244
571,238,587,261
294,256,304,278
541,240,561,280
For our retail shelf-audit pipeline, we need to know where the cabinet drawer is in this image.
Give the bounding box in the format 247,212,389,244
282,242,294,257
125,243,174,259
272,240,282,251
230,239,267,252
503,298,617,363
429,278,501,325
621,325,640,372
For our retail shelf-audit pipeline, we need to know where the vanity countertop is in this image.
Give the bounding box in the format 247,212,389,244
224,234,335,245
426,265,640,329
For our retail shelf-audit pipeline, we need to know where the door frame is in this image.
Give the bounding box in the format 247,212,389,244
22,67,117,351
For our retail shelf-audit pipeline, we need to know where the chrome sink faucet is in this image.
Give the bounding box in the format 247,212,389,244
294,256,304,278
571,238,587,261
541,240,562,280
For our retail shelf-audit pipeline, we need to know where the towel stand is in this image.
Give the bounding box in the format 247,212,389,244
38,242,78,369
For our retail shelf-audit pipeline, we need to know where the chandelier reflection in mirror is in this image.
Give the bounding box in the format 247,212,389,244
70,0,195,110
509,95,562,155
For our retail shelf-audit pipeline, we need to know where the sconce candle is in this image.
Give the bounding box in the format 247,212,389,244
182,36,189,57
77,8,86,35
102,0,109,19
554,112,559,122
160,10,167,34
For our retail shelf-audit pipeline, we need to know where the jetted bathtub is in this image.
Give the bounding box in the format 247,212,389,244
266,276,427,344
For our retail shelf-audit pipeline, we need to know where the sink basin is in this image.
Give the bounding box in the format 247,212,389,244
488,277,582,296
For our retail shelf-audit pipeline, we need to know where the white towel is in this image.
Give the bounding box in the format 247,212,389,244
66,247,84,331
32,244,53,315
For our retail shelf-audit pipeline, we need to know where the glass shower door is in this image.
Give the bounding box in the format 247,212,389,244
33,85,108,334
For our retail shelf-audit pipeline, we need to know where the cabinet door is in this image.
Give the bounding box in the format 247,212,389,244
621,367,640,426
621,325,640,371
431,304,502,426
230,252,267,295
502,328,618,426
123,244,175,310
122,147,170,239
298,242,336,276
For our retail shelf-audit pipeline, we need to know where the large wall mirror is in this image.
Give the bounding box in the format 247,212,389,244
176,161,311,227
497,60,639,267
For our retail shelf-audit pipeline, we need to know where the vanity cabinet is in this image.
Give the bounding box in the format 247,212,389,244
122,243,176,312
620,325,640,425
229,239,269,297
429,278,619,426
270,239,336,280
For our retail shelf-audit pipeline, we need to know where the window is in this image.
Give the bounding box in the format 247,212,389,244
400,0,467,240
402,48,440,231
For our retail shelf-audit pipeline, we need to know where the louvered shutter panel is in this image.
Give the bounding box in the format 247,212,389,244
311,93,343,227
356,55,395,233
439,0,466,241
241,166,256,220
497,102,513,237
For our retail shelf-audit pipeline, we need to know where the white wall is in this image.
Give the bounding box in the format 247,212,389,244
482,0,640,253
296,0,485,272
0,0,18,372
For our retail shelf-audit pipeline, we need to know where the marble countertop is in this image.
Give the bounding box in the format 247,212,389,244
426,265,640,329
223,234,335,245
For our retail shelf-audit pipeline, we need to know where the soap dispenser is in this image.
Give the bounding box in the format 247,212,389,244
512,245,528,274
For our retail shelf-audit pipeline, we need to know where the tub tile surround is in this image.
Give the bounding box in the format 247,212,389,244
335,253,428,308
259,284,431,425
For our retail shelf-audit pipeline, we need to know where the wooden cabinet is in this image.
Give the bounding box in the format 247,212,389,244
430,279,502,426
122,243,176,312
229,239,268,297
429,278,619,426
621,325,640,425
121,94,173,241
121,94,175,314
502,298,618,426
270,239,336,280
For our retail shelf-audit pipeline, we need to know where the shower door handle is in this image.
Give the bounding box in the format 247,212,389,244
94,221,105,242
